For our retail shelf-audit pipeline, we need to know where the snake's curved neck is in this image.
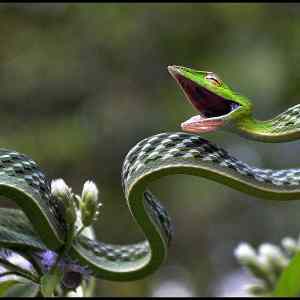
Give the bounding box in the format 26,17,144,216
231,114,300,143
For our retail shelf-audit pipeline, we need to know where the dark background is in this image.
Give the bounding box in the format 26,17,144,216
1,3,300,296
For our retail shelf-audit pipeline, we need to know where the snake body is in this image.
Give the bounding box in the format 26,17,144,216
1,66,300,281
1,131,300,281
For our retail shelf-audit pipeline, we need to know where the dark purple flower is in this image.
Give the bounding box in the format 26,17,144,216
61,263,90,290
0,248,91,290
35,249,91,290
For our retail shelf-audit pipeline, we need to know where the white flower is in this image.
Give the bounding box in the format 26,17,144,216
51,178,72,199
234,243,276,288
256,255,273,272
51,178,76,226
234,243,272,273
258,243,289,269
80,180,101,228
234,243,257,265
282,237,298,255
81,181,99,204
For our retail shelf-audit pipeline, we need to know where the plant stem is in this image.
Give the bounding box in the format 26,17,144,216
75,226,85,239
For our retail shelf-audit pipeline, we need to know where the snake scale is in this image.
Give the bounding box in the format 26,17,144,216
1,65,300,281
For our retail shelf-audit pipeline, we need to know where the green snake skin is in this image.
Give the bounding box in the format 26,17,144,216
267,104,300,134
1,131,300,281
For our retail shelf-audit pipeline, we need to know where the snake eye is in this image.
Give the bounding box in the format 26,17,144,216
205,73,222,86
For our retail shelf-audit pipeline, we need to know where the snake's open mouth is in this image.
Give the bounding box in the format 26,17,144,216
168,65,241,133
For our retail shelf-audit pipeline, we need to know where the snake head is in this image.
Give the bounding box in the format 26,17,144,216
168,65,252,133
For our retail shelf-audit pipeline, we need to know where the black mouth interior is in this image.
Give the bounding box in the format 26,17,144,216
176,74,240,118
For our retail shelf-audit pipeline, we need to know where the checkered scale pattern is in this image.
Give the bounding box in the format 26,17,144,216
269,104,300,134
0,149,66,238
143,190,173,244
78,235,150,262
123,132,300,190
72,132,300,268
76,194,173,264
76,191,173,264
86,131,300,265
75,192,173,264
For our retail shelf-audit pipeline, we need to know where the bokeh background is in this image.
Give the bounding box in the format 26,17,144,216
1,3,300,296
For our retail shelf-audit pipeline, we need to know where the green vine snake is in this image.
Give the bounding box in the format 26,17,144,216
0,65,300,282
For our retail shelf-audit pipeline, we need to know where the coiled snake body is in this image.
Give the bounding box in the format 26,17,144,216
1,66,300,281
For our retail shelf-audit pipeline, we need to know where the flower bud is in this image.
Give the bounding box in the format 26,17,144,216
65,200,77,227
258,243,289,270
234,242,274,285
51,179,76,227
51,179,72,200
282,237,298,256
234,243,257,265
80,181,101,227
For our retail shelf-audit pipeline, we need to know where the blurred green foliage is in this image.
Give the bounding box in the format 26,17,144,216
1,3,300,296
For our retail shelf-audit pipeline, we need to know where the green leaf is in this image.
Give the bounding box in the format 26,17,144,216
0,208,47,251
274,252,300,296
0,280,19,296
2,281,40,297
40,267,63,297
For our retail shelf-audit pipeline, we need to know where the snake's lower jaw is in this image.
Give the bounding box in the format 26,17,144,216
181,115,224,133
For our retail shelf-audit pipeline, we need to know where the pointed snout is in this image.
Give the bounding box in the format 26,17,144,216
167,65,183,78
